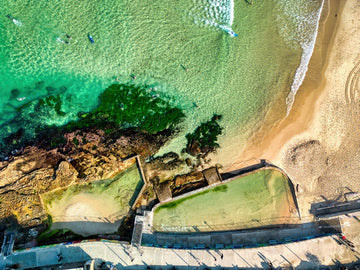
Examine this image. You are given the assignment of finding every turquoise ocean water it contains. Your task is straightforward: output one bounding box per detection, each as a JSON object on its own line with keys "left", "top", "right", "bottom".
{"left": 0, "top": 0, "right": 323, "bottom": 166}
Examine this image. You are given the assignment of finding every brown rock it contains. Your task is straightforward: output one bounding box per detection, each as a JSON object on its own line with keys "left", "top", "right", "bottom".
{"left": 174, "top": 171, "right": 203, "bottom": 187}
{"left": 187, "top": 141, "right": 201, "bottom": 156}
{"left": 51, "top": 161, "right": 78, "bottom": 189}
{"left": 185, "top": 158, "right": 192, "bottom": 167}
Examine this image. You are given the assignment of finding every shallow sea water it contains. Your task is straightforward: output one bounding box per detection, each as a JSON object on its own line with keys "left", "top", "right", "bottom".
{"left": 0, "top": 0, "right": 322, "bottom": 165}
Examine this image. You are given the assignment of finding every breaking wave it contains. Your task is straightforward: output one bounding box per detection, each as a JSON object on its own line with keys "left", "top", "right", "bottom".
{"left": 276, "top": 0, "right": 324, "bottom": 116}
{"left": 189, "top": 0, "right": 235, "bottom": 33}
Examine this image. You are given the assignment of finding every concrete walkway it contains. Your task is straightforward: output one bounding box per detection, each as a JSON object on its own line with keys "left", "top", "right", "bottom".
{"left": 1, "top": 214, "right": 359, "bottom": 269}
{"left": 0, "top": 237, "right": 357, "bottom": 269}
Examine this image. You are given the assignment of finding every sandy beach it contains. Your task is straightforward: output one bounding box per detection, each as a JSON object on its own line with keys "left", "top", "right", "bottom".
{"left": 229, "top": 0, "right": 340, "bottom": 166}
{"left": 224, "top": 0, "right": 360, "bottom": 224}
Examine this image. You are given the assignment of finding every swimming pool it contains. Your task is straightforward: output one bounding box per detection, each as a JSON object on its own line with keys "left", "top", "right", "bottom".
{"left": 153, "top": 168, "right": 299, "bottom": 232}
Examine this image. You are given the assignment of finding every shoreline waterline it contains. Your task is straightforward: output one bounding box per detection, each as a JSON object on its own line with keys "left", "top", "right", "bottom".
{"left": 285, "top": 0, "right": 325, "bottom": 116}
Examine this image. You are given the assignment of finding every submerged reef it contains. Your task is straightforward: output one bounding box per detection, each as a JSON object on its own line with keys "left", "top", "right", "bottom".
{"left": 66, "top": 83, "right": 185, "bottom": 134}
{"left": 38, "top": 95, "right": 66, "bottom": 116}
{"left": 0, "top": 83, "right": 185, "bottom": 158}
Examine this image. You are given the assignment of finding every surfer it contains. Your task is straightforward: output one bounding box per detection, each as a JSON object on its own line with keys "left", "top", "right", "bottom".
{"left": 87, "top": 34, "right": 94, "bottom": 44}
{"left": 181, "top": 64, "right": 189, "bottom": 72}
{"left": 6, "top": 14, "right": 22, "bottom": 26}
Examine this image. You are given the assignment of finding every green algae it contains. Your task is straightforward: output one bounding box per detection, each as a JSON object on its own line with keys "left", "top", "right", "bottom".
{"left": 155, "top": 183, "right": 227, "bottom": 211}
{"left": 65, "top": 83, "right": 185, "bottom": 134}
{"left": 17, "top": 94, "right": 66, "bottom": 117}
{"left": 42, "top": 95, "right": 66, "bottom": 116}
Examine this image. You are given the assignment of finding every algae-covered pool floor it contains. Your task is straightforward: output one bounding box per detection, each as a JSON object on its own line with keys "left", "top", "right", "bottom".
{"left": 41, "top": 163, "right": 143, "bottom": 236}
{"left": 153, "top": 168, "right": 299, "bottom": 232}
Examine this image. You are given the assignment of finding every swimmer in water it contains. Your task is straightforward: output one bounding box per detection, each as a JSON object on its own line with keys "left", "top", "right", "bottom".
{"left": 65, "top": 34, "right": 72, "bottom": 39}
{"left": 181, "top": 64, "right": 189, "bottom": 71}
{"left": 56, "top": 37, "right": 70, "bottom": 45}
{"left": 56, "top": 37, "right": 65, "bottom": 43}
{"left": 17, "top": 97, "right": 26, "bottom": 101}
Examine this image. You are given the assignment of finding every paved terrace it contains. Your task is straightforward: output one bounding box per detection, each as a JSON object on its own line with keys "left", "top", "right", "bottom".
{"left": 1, "top": 213, "right": 360, "bottom": 269}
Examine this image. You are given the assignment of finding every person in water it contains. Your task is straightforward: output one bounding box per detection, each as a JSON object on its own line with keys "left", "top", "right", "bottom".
{"left": 56, "top": 37, "right": 70, "bottom": 45}
{"left": 65, "top": 34, "right": 72, "bottom": 39}
{"left": 6, "top": 14, "right": 22, "bottom": 26}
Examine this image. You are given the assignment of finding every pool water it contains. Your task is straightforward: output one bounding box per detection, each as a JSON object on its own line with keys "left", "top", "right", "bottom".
{"left": 153, "top": 168, "right": 299, "bottom": 232}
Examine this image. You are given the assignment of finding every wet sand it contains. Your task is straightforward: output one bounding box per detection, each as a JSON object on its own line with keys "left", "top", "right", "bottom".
{"left": 49, "top": 193, "right": 123, "bottom": 236}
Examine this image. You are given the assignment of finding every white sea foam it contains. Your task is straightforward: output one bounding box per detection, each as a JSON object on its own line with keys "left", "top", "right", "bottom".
{"left": 277, "top": 0, "right": 324, "bottom": 116}
{"left": 190, "top": 0, "right": 235, "bottom": 34}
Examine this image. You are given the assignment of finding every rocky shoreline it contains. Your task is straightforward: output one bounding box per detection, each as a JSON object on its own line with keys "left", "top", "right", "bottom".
{"left": 0, "top": 84, "right": 224, "bottom": 248}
